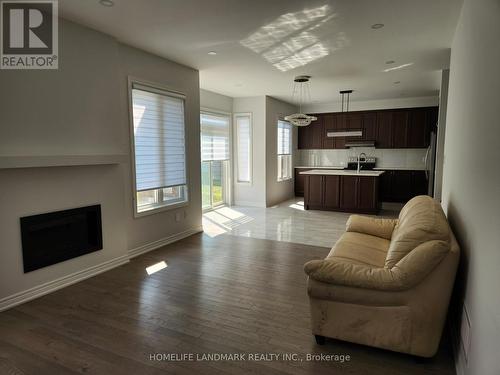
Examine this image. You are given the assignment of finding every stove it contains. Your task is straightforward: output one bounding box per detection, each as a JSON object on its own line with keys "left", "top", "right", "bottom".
{"left": 346, "top": 156, "right": 377, "bottom": 170}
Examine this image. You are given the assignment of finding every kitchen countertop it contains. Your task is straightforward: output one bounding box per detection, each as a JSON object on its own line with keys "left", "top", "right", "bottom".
{"left": 373, "top": 167, "right": 426, "bottom": 171}
{"left": 295, "top": 166, "right": 345, "bottom": 169}
{"left": 300, "top": 169, "right": 385, "bottom": 177}
{"left": 296, "top": 166, "right": 425, "bottom": 171}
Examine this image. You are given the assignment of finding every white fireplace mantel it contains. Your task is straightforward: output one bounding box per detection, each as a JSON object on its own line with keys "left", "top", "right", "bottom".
{"left": 0, "top": 154, "right": 128, "bottom": 169}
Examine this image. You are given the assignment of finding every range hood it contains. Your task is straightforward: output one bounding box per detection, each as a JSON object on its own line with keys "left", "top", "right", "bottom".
{"left": 344, "top": 140, "right": 376, "bottom": 148}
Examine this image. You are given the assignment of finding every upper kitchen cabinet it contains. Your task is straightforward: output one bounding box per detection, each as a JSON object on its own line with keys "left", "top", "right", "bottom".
{"left": 362, "top": 112, "right": 377, "bottom": 141}
{"left": 407, "top": 107, "right": 438, "bottom": 148}
{"left": 298, "top": 114, "right": 324, "bottom": 149}
{"left": 392, "top": 110, "right": 409, "bottom": 148}
{"left": 376, "top": 111, "right": 393, "bottom": 148}
{"left": 298, "top": 107, "right": 438, "bottom": 149}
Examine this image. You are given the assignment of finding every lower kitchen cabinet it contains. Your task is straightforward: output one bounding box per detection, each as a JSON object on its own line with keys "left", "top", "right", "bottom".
{"left": 304, "top": 174, "right": 380, "bottom": 214}
{"left": 379, "top": 170, "right": 428, "bottom": 203}
{"left": 294, "top": 168, "right": 313, "bottom": 196}
{"left": 339, "top": 176, "right": 378, "bottom": 213}
{"left": 324, "top": 175, "right": 341, "bottom": 209}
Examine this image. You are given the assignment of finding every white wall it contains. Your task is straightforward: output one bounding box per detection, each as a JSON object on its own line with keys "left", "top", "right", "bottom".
{"left": 303, "top": 96, "right": 439, "bottom": 114}
{"left": 200, "top": 89, "right": 233, "bottom": 113}
{"left": 265, "top": 96, "right": 297, "bottom": 207}
{"left": 441, "top": 1, "right": 500, "bottom": 374}
{"left": 118, "top": 43, "right": 202, "bottom": 250}
{"left": 0, "top": 19, "right": 202, "bottom": 306}
{"left": 232, "top": 96, "right": 266, "bottom": 207}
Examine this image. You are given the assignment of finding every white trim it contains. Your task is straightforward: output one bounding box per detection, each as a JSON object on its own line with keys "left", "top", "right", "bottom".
{"left": 233, "top": 112, "right": 253, "bottom": 185}
{"left": 200, "top": 106, "right": 232, "bottom": 117}
{"left": 200, "top": 110, "right": 233, "bottom": 206}
{"left": 127, "top": 76, "right": 190, "bottom": 218}
{"left": 0, "top": 254, "right": 130, "bottom": 312}
{"left": 128, "top": 226, "right": 203, "bottom": 258}
{"left": 233, "top": 200, "right": 267, "bottom": 208}
{"left": 0, "top": 226, "right": 203, "bottom": 312}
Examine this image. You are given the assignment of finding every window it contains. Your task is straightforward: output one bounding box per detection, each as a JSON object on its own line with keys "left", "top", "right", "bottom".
{"left": 200, "top": 112, "right": 231, "bottom": 209}
{"left": 130, "top": 81, "right": 188, "bottom": 214}
{"left": 235, "top": 113, "right": 252, "bottom": 183}
{"left": 277, "top": 120, "right": 292, "bottom": 181}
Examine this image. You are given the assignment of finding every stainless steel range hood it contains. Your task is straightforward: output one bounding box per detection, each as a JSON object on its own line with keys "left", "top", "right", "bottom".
{"left": 344, "top": 140, "right": 376, "bottom": 148}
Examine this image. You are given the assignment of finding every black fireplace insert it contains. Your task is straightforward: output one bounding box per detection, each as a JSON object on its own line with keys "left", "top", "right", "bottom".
{"left": 20, "top": 205, "right": 103, "bottom": 273}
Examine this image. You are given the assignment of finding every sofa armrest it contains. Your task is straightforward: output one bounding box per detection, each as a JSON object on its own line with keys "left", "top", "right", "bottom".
{"left": 304, "top": 259, "right": 400, "bottom": 291}
{"left": 346, "top": 215, "right": 398, "bottom": 240}
{"left": 304, "top": 240, "right": 450, "bottom": 291}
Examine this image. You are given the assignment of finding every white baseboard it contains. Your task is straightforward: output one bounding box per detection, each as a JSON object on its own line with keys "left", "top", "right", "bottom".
{"left": 128, "top": 226, "right": 203, "bottom": 259}
{"left": 0, "top": 254, "right": 130, "bottom": 312}
{"left": 233, "top": 200, "right": 267, "bottom": 208}
{"left": 0, "top": 226, "right": 203, "bottom": 312}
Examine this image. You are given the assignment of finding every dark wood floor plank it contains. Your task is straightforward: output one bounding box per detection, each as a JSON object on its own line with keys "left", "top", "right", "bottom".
{"left": 0, "top": 233, "right": 455, "bottom": 375}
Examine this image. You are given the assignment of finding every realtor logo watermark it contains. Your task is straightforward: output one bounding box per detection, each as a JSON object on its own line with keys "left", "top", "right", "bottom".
{"left": 1, "top": 0, "right": 58, "bottom": 69}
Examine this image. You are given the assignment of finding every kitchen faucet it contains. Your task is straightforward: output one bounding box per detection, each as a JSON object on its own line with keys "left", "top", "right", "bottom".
{"left": 357, "top": 152, "right": 367, "bottom": 173}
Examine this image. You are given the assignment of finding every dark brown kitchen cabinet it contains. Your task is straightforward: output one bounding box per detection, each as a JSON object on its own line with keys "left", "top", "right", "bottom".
{"left": 339, "top": 176, "right": 378, "bottom": 213}
{"left": 392, "top": 110, "right": 409, "bottom": 148}
{"left": 324, "top": 175, "right": 341, "bottom": 209}
{"left": 299, "top": 107, "right": 438, "bottom": 149}
{"left": 362, "top": 112, "right": 377, "bottom": 141}
{"left": 407, "top": 108, "right": 427, "bottom": 148}
{"left": 358, "top": 177, "right": 378, "bottom": 211}
{"left": 378, "top": 170, "right": 429, "bottom": 203}
{"left": 322, "top": 114, "right": 337, "bottom": 149}
{"left": 376, "top": 112, "right": 393, "bottom": 148}
{"left": 339, "top": 176, "right": 358, "bottom": 209}
{"left": 298, "top": 115, "right": 324, "bottom": 149}
{"left": 294, "top": 168, "right": 313, "bottom": 196}
{"left": 304, "top": 175, "right": 323, "bottom": 207}
{"left": 304, "top": 174, "right": 380, "bottom": 213}
{"left": 391, "top": 170, "right": 412, "bottom": 202}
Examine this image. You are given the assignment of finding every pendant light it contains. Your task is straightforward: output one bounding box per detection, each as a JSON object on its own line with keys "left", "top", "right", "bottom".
{"left": 284, "top": 75, "right": 317, "bottom": 127}
{"left": 340, "top": 89, "right": 353, "bottom": 113}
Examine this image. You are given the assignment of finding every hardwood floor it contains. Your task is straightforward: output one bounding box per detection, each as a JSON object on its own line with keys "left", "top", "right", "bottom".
{"left": 0, "top": 233, "right": 455, "bottom": 374}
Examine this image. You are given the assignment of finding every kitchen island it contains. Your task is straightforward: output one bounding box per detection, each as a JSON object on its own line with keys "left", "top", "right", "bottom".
{"left": 300, "top": 169, "right": 385, "bottom": 214}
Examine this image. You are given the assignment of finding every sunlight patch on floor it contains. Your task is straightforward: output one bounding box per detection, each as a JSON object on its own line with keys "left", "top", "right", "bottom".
{"left": 146, "top": 261, "right": 167, "bottom": 275}
{"left": 203, "top": 206, "right": 254, "bottom": 237}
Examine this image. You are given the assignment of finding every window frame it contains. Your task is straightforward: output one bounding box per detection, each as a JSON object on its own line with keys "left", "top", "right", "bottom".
{"left": 128, "top": 77, "right": 189, "bottom": 218}
{"left": 200, "top": 108, "right": 233, "bottom": 209}
{"left": 233, "top": 112, "right": 253, "bottom": 185}
{"left": 277, "top": 119, "right": 293, "bottom": 182}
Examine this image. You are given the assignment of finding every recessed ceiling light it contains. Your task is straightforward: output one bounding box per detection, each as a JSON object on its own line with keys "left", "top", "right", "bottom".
{"left": 371, "top": 23, "right": 384, "bottom": 29}
{"left": 99, "top": 0, "right": 114, "bottom": 7}
{"left": 394, "top": 81, "right": 401, "bottom": 84}
{"left": 208, "top": 51, "right": 217, "bottom": 55}
{"left": 385, "top": 60, "right": 395, "bottom": 64}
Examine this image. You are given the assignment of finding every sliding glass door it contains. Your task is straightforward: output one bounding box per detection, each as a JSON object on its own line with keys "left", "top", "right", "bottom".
{"left": 201, "top": 112, "right": 231, "bottom": 210}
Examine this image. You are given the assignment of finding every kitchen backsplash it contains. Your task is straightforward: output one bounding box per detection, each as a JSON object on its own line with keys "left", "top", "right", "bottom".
{"left": 298, "top": 148, "right": 427, "bottom": 170}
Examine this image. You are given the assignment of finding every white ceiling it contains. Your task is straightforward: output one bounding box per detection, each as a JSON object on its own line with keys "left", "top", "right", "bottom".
{"left": 59, "top": 0, "right": 462, "bottom": 104}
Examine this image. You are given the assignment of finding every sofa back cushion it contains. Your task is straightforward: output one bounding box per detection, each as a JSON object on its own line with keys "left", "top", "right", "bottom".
{"left": 385, "top": 195, "right": 450, "bottom": 268}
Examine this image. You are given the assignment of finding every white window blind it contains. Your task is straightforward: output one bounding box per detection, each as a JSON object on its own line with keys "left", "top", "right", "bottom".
{"left": 277, "top": 120, "right": 292, "bottom": 155}
{"left": 201, "top": 113, "right": 230, "bottom": 161}
{"left": 131, "top": 84, "right": 186, "bottom": 192}
{"left": 235, "top": 114, "right": 252, "bottom": 183}
{"left": 277, "top": 120, "right": 292, "bottom": 181}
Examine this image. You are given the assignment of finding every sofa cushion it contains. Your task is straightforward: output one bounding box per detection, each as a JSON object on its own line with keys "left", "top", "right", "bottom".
{"left": 385, "top": 196, "right": 450, "bottom": 268}
{"left": 346, "top": 215, "right": 398, "bottom": 240}
{"left": 328, "top": 232, "right": 390, "bottom": 268}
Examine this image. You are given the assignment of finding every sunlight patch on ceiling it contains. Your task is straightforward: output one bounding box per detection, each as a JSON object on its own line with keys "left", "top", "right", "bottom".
{"left": 241, "top": 5, "right": 348, "bottom": 72}
{"left": 383, "top": 63, "right": 414, "bottom": 72}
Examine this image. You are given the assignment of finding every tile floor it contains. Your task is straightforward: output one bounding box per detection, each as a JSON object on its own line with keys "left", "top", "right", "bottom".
{"left": 203, "top": 198, "right": 399, "bottom": 248}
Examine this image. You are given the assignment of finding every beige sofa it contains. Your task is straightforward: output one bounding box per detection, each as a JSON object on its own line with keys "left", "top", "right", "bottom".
{"left": 303, "top": 195, "right": 459, "bottom": 357}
